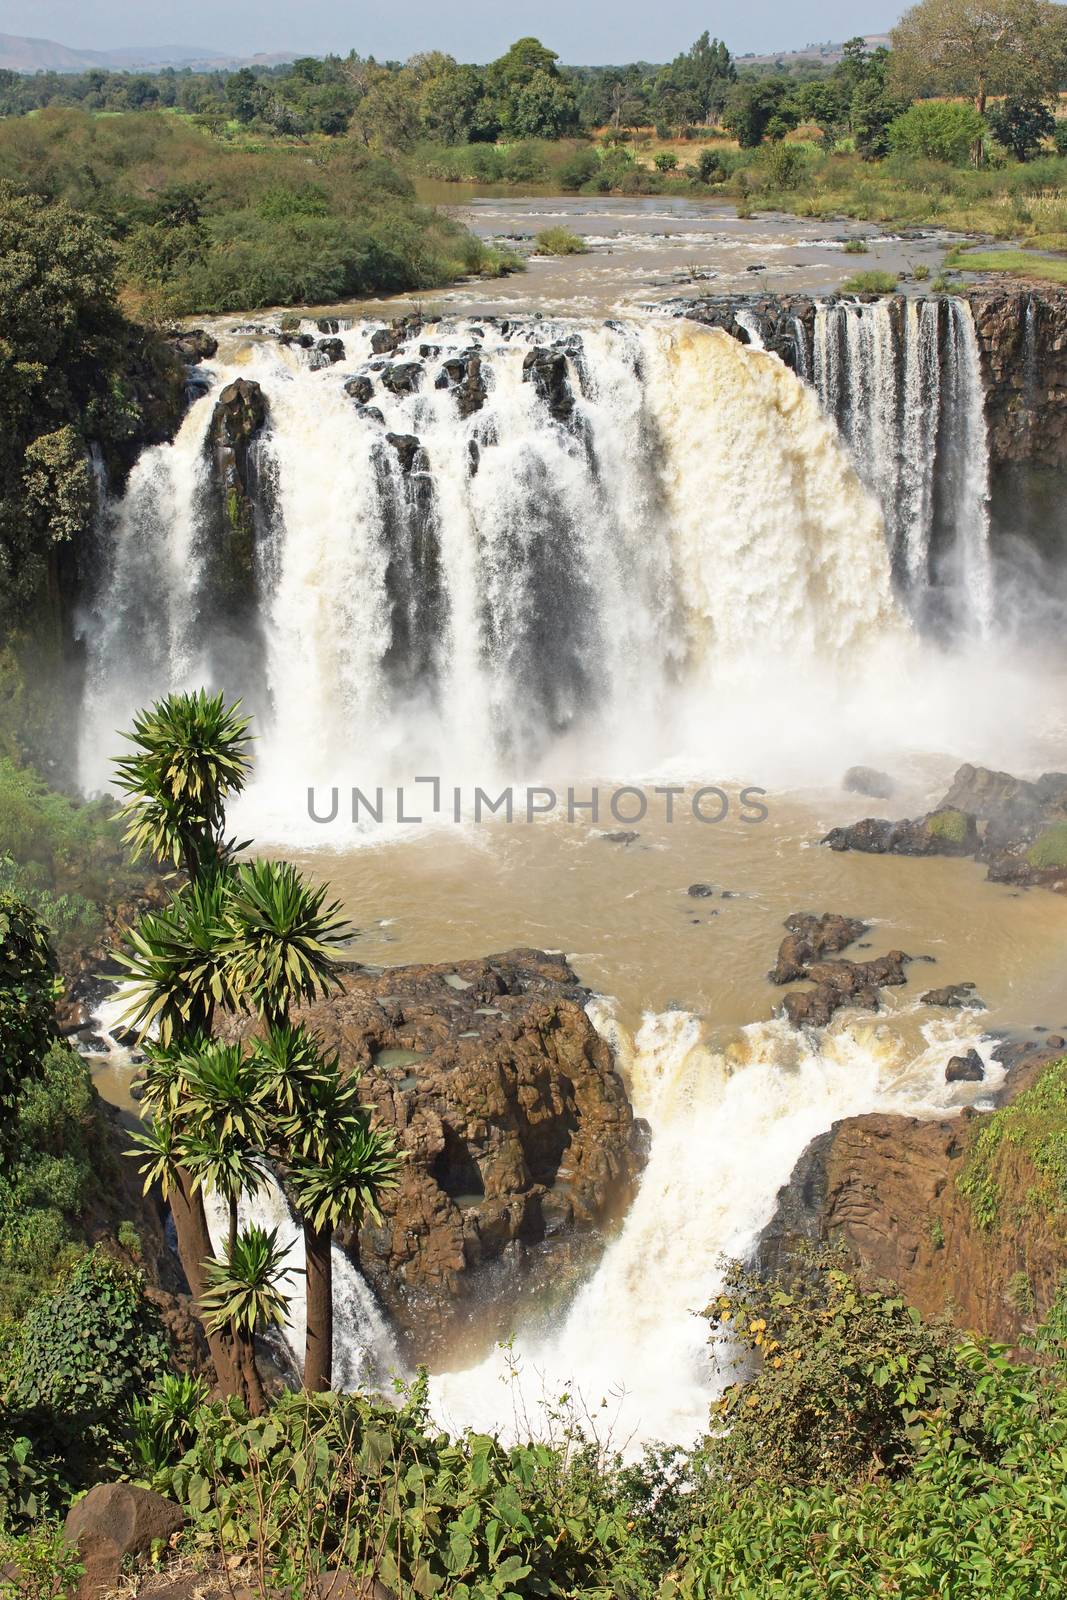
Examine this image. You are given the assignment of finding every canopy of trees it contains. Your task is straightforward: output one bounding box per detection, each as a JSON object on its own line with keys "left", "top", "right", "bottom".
{"left": 891, "top": 0, "right": 1067, "bottom": 113}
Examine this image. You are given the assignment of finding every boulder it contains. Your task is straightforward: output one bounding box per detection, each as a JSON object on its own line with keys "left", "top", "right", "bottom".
{"left": 316, "top": 337, "right": 346, "bottom": 365}
{"left": 843, "top": 765, "right": 895, "bottom": 800}
{"left": 687, "top": 883, "right": 715, "bottom": 897}
{"left": 823, "top": 807, "right": 978, "bottom": 858}
{"left": 435, "top": 351, "right": 488, "bottom": 418}
{"left": 64, "top": 1484, "right": 184, "bottom": 1599}
{"left": 385, "top": 432, "right": 424, "bottom": 473}
{"left": 344, "top": 375, "right": 375, "bottom": 405}
{"left": 370, "top": 316, "right": 422, "bottom": 357}
{"left": 946, "top": 1049, "right": 985, "bottom": 1083}
{"left": 522, "top": 347, "right": 575, "bottom": 423}
{"left": 783, "top": 951, "right": 910, "bottom": 1029}
{"left": 171, "top": 328, "right": 218, "bottom": 363}
{"left": 226, "top": 950, "right": 647, "bottom": 1363}
{"left": 381, "top": 361, "right": 423, "bottom": 396}
{"left": 769, "top": 911, "right": 868, "bottom": 985}
{"left": 922, "top": 982, "right": 985, "bottom": 1009}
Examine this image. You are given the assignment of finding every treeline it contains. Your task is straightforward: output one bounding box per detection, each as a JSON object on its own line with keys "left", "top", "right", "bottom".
{"left": 0, "top": 33, "right": 740, "bottom": 142}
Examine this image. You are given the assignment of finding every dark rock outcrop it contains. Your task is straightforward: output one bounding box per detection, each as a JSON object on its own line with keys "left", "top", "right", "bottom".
{"left": 202, "top": 378, "right": 270, "bottom": 625}
{"left": 345, "top": 374, "right": 375, "bottom": 404}
{"left": 946, "top": 1048, "right": 985, "bottom": 1083}
{"left": 385, "top": 432, "right": 424, "bottom": 473}
{"left": 522, "top": 347, "right": 576, "bottom": 423}
{"left": 769, "top": 912, "right": 869, "bottom": 985}
{"left": 170, "top": 328, "right": 218, "bottom": 364}
{"left": 381, "top": 361, "right": 423, "bottom": 396}
{"left": 922, "top": 982, "right": 985, "bottom": 1009}
{"left": 371, "top": 315, "right": 423, "bottom": 357}
{"left": 228, "top": 950, "right": 647, "bottom": 1363}
{"left": 315, "top": 336, "right": 346, "bottom": 365}
{"left": 825, "top": 763, "right": 1067, "bottom": 891}
{"left": 435, "top": 351, "right": 488, "bottom": 418}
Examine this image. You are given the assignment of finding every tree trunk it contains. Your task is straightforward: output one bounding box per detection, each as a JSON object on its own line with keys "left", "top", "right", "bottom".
{"left": 976, "top": 78, "right": 986, "bottom": 117}
{"left": 170, "top": 1169, "right": 266, "bottom": 1413}
{"left": 303, "top": 1223, "right": 334, "bottom": 1392}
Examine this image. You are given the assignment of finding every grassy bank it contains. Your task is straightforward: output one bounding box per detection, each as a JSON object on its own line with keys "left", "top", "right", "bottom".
{"left": 0, "top": 109, "right": 520, "bottom": 318}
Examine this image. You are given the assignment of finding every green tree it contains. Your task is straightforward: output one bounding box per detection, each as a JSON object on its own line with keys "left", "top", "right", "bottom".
{"left": 988, "top": 94, "right": 1057, "bottom": 158}
{"left": 889, "top": 98, "right": 989, "bottom": 163}
{"left": 891, "top": 0, "right": 1067, "bottom": 115}
{"left": 723, "top": 79, "right": 796, "bottom": 147}
{"left": 0, "top": 886, "right": 59, "bottom": 1171}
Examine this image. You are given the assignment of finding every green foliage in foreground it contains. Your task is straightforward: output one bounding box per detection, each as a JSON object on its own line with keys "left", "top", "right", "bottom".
{"left": 1, "top": 1252, "right": 168, "bottom": 1522}
{"left": 0, "top": 1043, "right": 101, "bottom": 1318}
{"left": 0, "top": 890, "right": 59, "bottom": 1169}
{"left": 959, "top": 1054, "right": 1067, "bottom": 1230}
{"left": 888, "top": 100, "right": 988, "bottom": 166}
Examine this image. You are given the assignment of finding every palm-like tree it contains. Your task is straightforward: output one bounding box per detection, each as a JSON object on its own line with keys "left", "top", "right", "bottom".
{"left": 201, "top": 1224, "right": 294, "bottom": 1410}
{"left": 272, "top": 1062, "right": 367, "bottom": 1164}
{"left": 250, "top": 1023, "right": 333, "bottom": 1117}
{"left": 181, "top": 1128, "right": 268, "bottom": 1258}
{"left": 223, "top": 860, "right": 354, "bottom": 1027}
{"left": 114, "top": 690, "right": 252, "bottom": 877}
{"left": 288, "top": 1117, "right": 400, "bottom": 1392}
{"left": 115, "top": 875, "right": 236, "bottom": 1046}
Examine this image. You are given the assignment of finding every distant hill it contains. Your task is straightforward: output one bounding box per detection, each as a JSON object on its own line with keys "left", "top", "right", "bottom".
{"left": 738, "top": 34, "right": 892, "bottom": 67}
{"left": 0, "top": 33, "right": 294, "bottom": 74}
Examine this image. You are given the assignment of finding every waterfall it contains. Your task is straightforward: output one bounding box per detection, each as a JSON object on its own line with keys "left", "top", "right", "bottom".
{"left": 80, "top": 317, "right": 911, "bottom": 795}
{"left": 810, "top": 296, "right": 994, "bottom": 633}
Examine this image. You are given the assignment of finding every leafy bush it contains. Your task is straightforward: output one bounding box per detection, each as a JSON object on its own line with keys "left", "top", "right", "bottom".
{"left": 1027, "top": 821, "right": 1067, "bottom": 869}
{"left": 696, "top": 148, "right": 725, "bottom": 184}
{"left": 959, "top": 1054, "right": 1067, "bottom": 1230}
{"left": 760, "top": 142, "right": 808, "bottom": 190}
{"left": 840, "top": 269, "right": 899, "bottom": 294}
{"left": 654, "top": 151, "right": 679, "bottom": 172}
{"left": 843, "top": 237, "right": 869, "bottom": 253}
{"left": 0, "top": 1042, "right": 102, "bottom": 1318}
{"left": 0, "top": 1521, "right": 83, "bottom": 1596}
{"left": 3, "top": 1251, "right": 169, "bottom": 1517}
{"left": 534, "top": 226, "right": 588, "bottom": 256}
{"left": 701, "top": 1255, "right": 989, "bottom": 1489}
{"left": 888, "top": 101, "right": 987, "bottom": 166}
{"left": 0, "top": 890, "right": 58, "bottom": 1168}
{"left": 987, "top": 97, "right": 1056, "bottom": 163}
{"left": 151, "top": 1382, "right": 637, "bottom": 1597}
{"left": 557, "top": 147, "right": 601, "bottom": 191}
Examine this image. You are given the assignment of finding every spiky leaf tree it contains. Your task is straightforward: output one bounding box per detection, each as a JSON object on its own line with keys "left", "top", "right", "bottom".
{"left": 288, "top": 1117, "right": 400, "bottom": 1392}
{"left": 201, "top": 1224, "right": 294, "bottom": 1403}
{"left": 113, "top": 690, "right": 252, "bottom": 877}
{"left": 114, "top": 875, "right": 236, "bottom": 1046}
{"left": 223, "top": 860, "right": 353, "bottom": 1028}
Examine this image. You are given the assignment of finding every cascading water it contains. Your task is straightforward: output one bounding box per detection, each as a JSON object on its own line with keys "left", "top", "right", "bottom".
{"left": 809, "top": 296, "right": 995, "bottom": 631}
{"left": 80, "top": 316, "right": 909, "bottom": 796}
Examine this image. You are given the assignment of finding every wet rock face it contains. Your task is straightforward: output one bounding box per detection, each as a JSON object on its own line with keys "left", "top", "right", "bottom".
{"left": 922, "top": 982, "right": 985, "bottom": 1010}
{"left": 171, "top": 327, "right": 218, "bottom": 364}
{"left": 344, "top": 374, "right": 375, "bottom": 405}
{"left": 769, "top": 912, "right": 909, "bottom": 1028}
{"left": 843, "top": 765, "right": 895, "bottom": 801}
{"left": 381, "top": 361, "right": 424, "bottom": 396}
{"left": 946, "top": 1048, "right": 985, "bottom": 1083}
{"left": 769, "top": 912, "right": 868, "bottom": 985}
{"left": 371, "top": 315, "right": 423, "bottom": 356}
{"left": 202, "top": 379, "right": 269, "bottom": 608}
{"left": 824, "top": 762, "right": 1067, "bottom": 892}
{"left": 435, "top": 351, "right": 488, "bottom": 418}
{"left": 969, "top": 289, "right": 1067, "bottom": 470}
{"left": 757, "top": 1043, "right": 1067, "bottom": 1348}
{"left": 234, "top": 950, "right": 647, "bottom": 1364}
{"left": 522, "top": 346, "right": 576, "bottom": 423}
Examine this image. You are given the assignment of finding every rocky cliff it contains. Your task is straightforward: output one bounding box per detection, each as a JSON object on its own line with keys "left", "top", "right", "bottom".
{"left": 231, "top": 949, "right": 647, "bottom": 1364}
{"left": 758, "top": 1044, "right": 1067, "bottom": 1347}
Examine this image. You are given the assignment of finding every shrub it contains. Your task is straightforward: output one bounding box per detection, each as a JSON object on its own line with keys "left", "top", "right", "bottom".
{"left": 888, "top": 101, "right": 987, "bottom": 166}
{"left": 696, "top": 148, "right": 725, "bottom": 183}
{"left": 0, "top": 890, "right": 58, "bottom": 1167}
{"left": 4, "top": 1250, "right": 169, "bottom": 1514}
{"left": 959, "top": 1054, "right": 1067, "bottom": 1230}
{"left": 152, "top": 1383, "right": 637, "bottom": 1597}
{"left": 840, "top": 269, "right": 899, "bottom": 294}
{"left": 557, "top": 147, "right": 600, "bottom": 191}
{"left": 1056, "top": 122, "right": 1067, "bottom": 157}
{"left": 654, "top": 151, "right": 678, "bottom": 172}
{"left": 1027, "top": 821, "right": 1067, "bottom": 869}
{"left": 701, "top": 1254, "right": 989, "bottom": 1489}
{"left": 987, "top": 97, "right": 1056, "bottom": 163}
{"left": 844, "top": 237, "right": 869, "bottom": 253}
{"left": 535, "top": 225, "right": 588, "bottom": 256}
{"left": 0, "top": 1522, "right": 83, "bottom": 1597}
{"left": 761, "top": 142, "right": 808, "bottom": 190}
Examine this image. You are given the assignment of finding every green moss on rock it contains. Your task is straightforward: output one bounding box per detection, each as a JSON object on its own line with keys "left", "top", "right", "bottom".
{"left": 1027, "top": 821, "right": 1067, "bottom": 870}
{"left": 926, "top": 807, "right": 971, "bottom": 845}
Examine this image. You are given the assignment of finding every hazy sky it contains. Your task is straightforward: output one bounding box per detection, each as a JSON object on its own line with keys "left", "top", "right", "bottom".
{"left": 2, "top": 1, "right": 898, "bottom": 64}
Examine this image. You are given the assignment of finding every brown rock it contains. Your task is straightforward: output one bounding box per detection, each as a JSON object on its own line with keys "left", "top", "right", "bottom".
{"left": 769, "top": 911, "right": 868, "bottom": 984}
{"left": 64, "top": 1484, "right": 184, "bottom": 1599}
{"left": 226, "top": 950, "right": 646, "bottom": 1363}
{"left": 946, "top": 1049, "right": 985, "bottom": 1083}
